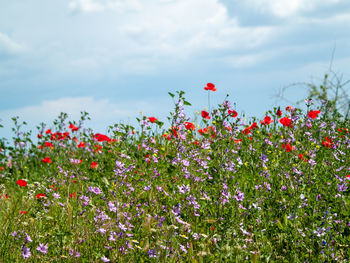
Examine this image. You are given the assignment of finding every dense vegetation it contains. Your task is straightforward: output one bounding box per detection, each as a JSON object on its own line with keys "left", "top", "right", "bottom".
{"left": 0, "top": 79, "right": 349, "bottom": 262}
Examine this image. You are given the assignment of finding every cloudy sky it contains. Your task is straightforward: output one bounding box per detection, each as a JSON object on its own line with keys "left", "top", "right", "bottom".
{"left": 1, "top": 0, "right": 350, "bottom": 139}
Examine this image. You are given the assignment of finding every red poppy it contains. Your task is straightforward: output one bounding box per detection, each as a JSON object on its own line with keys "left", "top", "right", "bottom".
{"left": 249, "top": 122, "right": 258, "bottom": 130}
{"left": 45, "top": 129, "right": 52, "bottom": 134}
{"left": 204, "top": 83, "right": 216, "bottom": 91}
{"left": 282, "top": 143, "right": 293, "bottom": 152}
{"left": 322, "top": 137, "right": 333, "bottom": 148}
{"left": 184, "top": 122, "right": 195, "bottom": 130}
{"left": 228, "top": 110, "right": 238, "bottom": 117}
{"left": 201, "top": 111, "right": 210, "bottom": 120}
{"left": 242, "top": 127, "right": 251, "bottom": 135}
{"left": 36, "top": 193, "right": 46, "bottom": 199}
{"left": 285, "top": 106, "right": 293, "bottom": 111}
{"left": 69, "top": 192, "right": 77, "bottom": 198}
{"left": 90, "top": 161, "right": 98, "bottom": 169}
{"left": 148, "top": 117, "right": 158, "bottom": 123}
{"left": 279, "top": 117, "right": 292, "bottom": 127}
{"left": 69, "top": 123, "right": 79, "bottom": 132}
{"left": 19, "top": 210, "right": 27, "bottom": 214}
{"left": 77, "top": 142, "right": 86, "bottom": 148}
{"left": 44, "top": 142, "right": 53, "bottom": 148}
{"left": 346, "top": 175, "right": 350, "bottom": 180}
{"left": 37, "top": 133, "right": 43, "bottom": 139}
{"left": 42, "top": 157, "right": 52, "bottom": 163}
{"left": 16, "top": 179, "right": 27, "bottom": 187}
{"left": 308, "top": 110, "right": 321, "bottom": 119}
{"left": 276, "top": 108, "right": 282, "bottom": 117}
{"left": 93, "top": 133, "right": 111, "bottom": 142}
{"left": 261, "top": 116, "right": 273, "bottom": 125}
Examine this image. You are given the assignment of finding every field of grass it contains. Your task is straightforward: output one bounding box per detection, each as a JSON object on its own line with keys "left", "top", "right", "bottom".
{"left": 0, "top": 86, "right": 349, "bottom": 262}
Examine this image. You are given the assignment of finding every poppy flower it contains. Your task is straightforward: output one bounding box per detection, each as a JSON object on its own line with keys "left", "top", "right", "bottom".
{"left": 19, "top": 210, "right": 27, "bottom": 214}
{"left": 69, "top": 123, "right": 79, "bottom": 132}
{"left": 44, "top": 142, "right": 53, "bottom": 148}
{"left": 36, "top": 193, "right": 46, "bottom": 199}
{"left": 346, "top": 175, "right": 350, "bottom": 180}
{"left": 42, "top": 157, "right": 52, "bottom": 163}
{"left": 261, "top": 116, "right": 273, "bottom": 125}
{"left": 16, "top": 179, "right": 27, "bottom": 187}
{"left": 249, "top": 122, "right": 258, "bottom": 130}
{"left": 77, "top": 142, "right": 86, "bottom": 148}
{"left": 148, "top": 117, "right": 158, "bottom": 123}
{"left": 201, "top": 111, "right": 210, "bottom": 120}
{"left": 285, "top": 106, "right": 293, "bottom": 111}
{"left": 282, "top": 143, "right": 294, "bottom": 152}
{"left": 204, "top": 83, "right": 216, "bottom": 91}
{"left": 308, "top": 110, "right": 321, "bottom": 119}
{"left": 90, "top": 161, "right": 98, "bottom": 169}
{"left": 228, "top": 110, "right": 238, "bottom": 117}
{"left": 45, "top": 129, "right": 52, "bottom": 134}
{"left": 93, "top": 133, "right": 111, "bottom": 142}
{"left": 279, "top": 117, "right": 292, "bottom": 127}
{"left": 184, "top": 122, "right": 195, "bottom": 130}
{"left": 276, "top": 108, "right": 282, "bottom": 117}
{"left": 37, "top": 134, "right": 43, "bottom": 139}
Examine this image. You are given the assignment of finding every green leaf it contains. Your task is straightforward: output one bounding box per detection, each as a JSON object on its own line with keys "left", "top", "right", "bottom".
{"left": 168, "top": 92, "right": 175, "bottom": 98}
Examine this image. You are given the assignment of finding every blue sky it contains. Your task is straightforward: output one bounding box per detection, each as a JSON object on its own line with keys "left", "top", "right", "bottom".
{"left": 1, "top": 0, "right": 350, "bottom": 139}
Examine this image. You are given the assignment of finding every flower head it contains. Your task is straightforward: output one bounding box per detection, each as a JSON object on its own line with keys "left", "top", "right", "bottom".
{"left": 148, "top": 117, "right": 158, "bottom": 123}
{"left": 204, "top": 83, "right": 216, "bottom": 91}
{"left": 16, "top": 179, "right": 27, "bottom": 187}
{"left": 36, "top": 243, "right": 48, "bottom": 254}
{"left": 201, "top": 111, "right": 210, "bottom": 120}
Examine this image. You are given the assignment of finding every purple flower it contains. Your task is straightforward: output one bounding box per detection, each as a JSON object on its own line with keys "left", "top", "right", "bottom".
{"left": 36, "top": 243, "right": 48, "bottom": 254}
{"left": 337, "top": 183, "right": 348, "bottom": 192}
{"left": 22, "top": 246, "right": 31, "bottom": 259}
{"left": 101, "top": 256, "right": 110, "bottom": 262}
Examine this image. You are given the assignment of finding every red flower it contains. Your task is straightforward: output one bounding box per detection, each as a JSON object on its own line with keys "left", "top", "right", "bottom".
{"left": 148, "top": 117, "right": 158, "bottom": 123}
{"left": 77, "top": 142, "right": 86, "bottom": 148}
{"left": 45, "top": 129, "right": 52, "bottom": 134}
{"left": 201, "top": 111, "right": 210, "bottom": 120}
{"left": 346, "top": 174, "right": 350, "bottom": 180}
{"left": 184, "top": 122, "right": 195, "bottom": 130}
{"left": 36, "top": 193, "right": 46, "bottom": 199}
{"left": 249, "top": 122, "right": 258, "bottom": 130}
{"left": 44, "top": 142, "right": 53, "bottom": 148}
{"left": 276, "top": 107, "right": 282, "bottom": 117}
{"left": 285, "top": 106, "right": 293, "bottom": 111}
{"left": 282, "top": 143, "right": 293, "bottom": 152}
{"left": 90, "top": 161, "right": 98, "bottom": 169}
{"left": 19, "top": 210, "right": 27, "bottom": 214}
{"left": 322, "top": 137, "right": 333, "bottom": 148}
{"left": 308, "top": 110, "right": 321, "bottom": 119}
{"left": 242, "top": 127, "right": 251, "bottom": 135}
{"left": 16, "top": 179, "right": 27, "bottom": 187}
{"left": 93, "top": 133, "right": 111, "bottom": 142}
{"left": 261, "top": 116, "right": 273, "bottom": 125}
{"left": 37, "top": 133, "right": 43, "bottom": 139}
{"left": 204, "top": 83, "right": 216, "bottom": 91}
{"left": 69, "top": 123, "right": 79, "bottom": 132}
{"left": 228, "top": 110, "right": 238, "bottom": 117}
{"left": 42, "top": 157, "right": 52, "bottom": 163}
{"left": 279, "top": 117, "right": 292, "bottom": 127}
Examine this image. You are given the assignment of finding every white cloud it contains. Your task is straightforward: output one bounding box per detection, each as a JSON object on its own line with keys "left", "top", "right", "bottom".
{"left": 67, "top": 0, "right": 275, "bottom": 62}
{"left": 244, "top": 0, "right": 341, "bottom": 17}
{"left": 0, "top": 32, "right": 27, "bottom": 55}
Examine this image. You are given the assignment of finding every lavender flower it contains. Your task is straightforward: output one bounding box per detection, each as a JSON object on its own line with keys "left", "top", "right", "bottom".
{"left": 36, "top": 243, "right": 48, "bottom": 254}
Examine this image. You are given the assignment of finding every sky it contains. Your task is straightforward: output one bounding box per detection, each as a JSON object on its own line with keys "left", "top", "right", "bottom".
{"left": 1, "top": 0, "right": 350, "bottom": 140}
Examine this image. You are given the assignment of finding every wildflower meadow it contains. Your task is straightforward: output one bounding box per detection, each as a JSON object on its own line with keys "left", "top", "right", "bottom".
{"left": 0, "top": 80, "right": 349, "bottom": 262}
